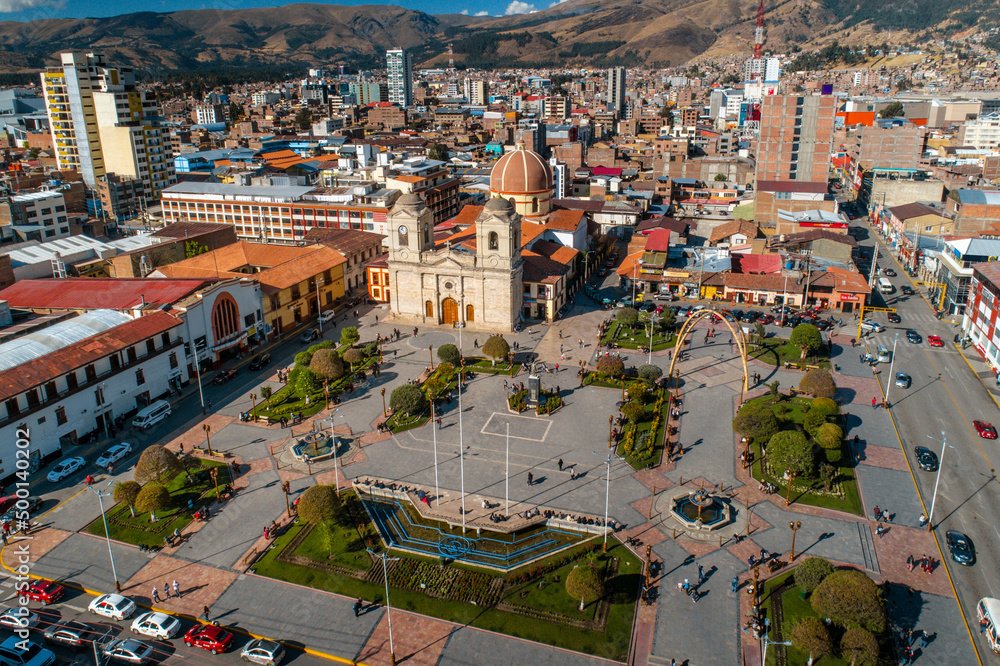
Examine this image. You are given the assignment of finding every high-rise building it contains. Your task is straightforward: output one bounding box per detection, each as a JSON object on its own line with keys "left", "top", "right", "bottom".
{"left": 464, "top": 78, "right": 487, "bottom": 106}
{"left": 41, "top": 52, "right": 175, "bottom": 198}
{"left": 386, "top": 49, "right": 413, "bottom": 109}
{"left": 756, "top": 94, "right": 837, "bottom": 184}
{"left": 607, "top": 67, "right": 626, "bottom": 117}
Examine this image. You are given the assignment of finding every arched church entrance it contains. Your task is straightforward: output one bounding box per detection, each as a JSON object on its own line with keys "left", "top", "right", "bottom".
{"left": 441, "top": 297, "right": 459, "bottom": 325}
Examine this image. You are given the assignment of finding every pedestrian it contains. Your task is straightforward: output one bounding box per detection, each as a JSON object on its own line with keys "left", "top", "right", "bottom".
{"left": 918, "top": 631, "right": 929, "bottom": 650}
{"left": 731, "top": 576, "right": 739, "bottom": 593}
{"left": 353, "top": 599, "right": 362, "bottom": 617}
{"left": 748, "top": 554, "right": 756, "bottom": 568}
{"left": 172, "top": 580, "right": 180, "bottom": 598}
{"left": 873, "top": 505, "right": 881, "bottom": 521}
{"left": 906, "top": 555, "right": 914, "bottom": 572}
{"left": 151, "top": 587, "right": 160, "bottom": 603}
{"left": 555, "top": 363, "right": 560, "bottom": 372}
{"left": 558, "top": 459, "right": 564, "bottom": 471}
{"left": 474, "top": 339, "right": 479, "bottom": 349}
{"left": 918, "top": 514, "right": 928, "bottom": 528}
{"left": 263, "top": 525, "right": 270, "bottom": 541}
{"left": 872, "top": 396, "right": 878, "bottom": 410}
{"left": 436, "top": 417, "right": 442, "bottom": 430}
{"left": 163, "top": 582, "right": 170, "bottom": 599}
{"left": 697, "top": 564, "right": 705, "bottom": 584}
{"left": 876, "top": 524, "right": 885, "bottom": 538}
{"left": 527, "top": 471, "right": 533, "bottom": 486}
{"left": 682, "top": 578, "right": 690, "bottom": 593}
{"left": 203, "top": 606, "right": 211, "bottom": 621}
{"left": 760, "top": 548, "right": 769, "bottom": 561}
{"left": 1, "top": 532, "right": 7, "bottom": 546}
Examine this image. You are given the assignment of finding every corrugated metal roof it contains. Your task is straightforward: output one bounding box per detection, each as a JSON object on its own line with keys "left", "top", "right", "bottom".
{"left": 0, "top": 310, "right": 131, "bottom": 371}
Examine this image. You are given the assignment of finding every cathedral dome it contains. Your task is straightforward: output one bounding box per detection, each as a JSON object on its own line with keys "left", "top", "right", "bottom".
{"left": 489, "top": 142, "right": 552, "bottom": 195}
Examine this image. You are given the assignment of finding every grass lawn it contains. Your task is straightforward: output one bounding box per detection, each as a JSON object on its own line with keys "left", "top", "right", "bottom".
{"left": 254, "top": 496, "right": 640, "bottom": 661}
{"left": 616, "top": 390, "right": 668, "bottom": 470}
{"left": 466, "top": 357, "right": 519, "bottom": 375}
{"left": 744, "top": 395, "right": 863, "bottom": 516}
{"left": 600, "top": 319, "right": 676, "bottom": 351}
{"left": 386, "top": 364, "right": 460, "bottom": 433}
{"left": 84, "top": 460, "right": 228, "bottom": 547}
{"left": 760, "top": 570, "right": 853, "bottom": 666}
{"left": 750, "top": 337, "right": 830, "bottom": 369}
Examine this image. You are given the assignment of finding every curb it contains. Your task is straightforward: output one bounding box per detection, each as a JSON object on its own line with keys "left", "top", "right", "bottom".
{"left": 953, "top": 343, "right": 1000, "bottom": 411}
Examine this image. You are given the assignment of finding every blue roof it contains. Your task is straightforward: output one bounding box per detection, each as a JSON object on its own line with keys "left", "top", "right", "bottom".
{"left": 955, "top": 189, "right": 1000, "bottom": 206}
{"left": 673, "top": 178, "right": 699, "bottom": 185}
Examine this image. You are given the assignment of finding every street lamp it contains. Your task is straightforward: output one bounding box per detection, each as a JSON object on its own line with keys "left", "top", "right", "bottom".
{"left": 281, "top": 480, "right": 291, "bottom": 516}
{"left": 882, "top": 332, "right": 899, "bottom": 408}
{"left": 631, "top": 259, "right": 642, "bottom": 304}
{"left": 87, "top": 483, "right": 121, "bottom": 592}
{"left": 458, "top": 361, "right": 467, "bottom": 533}
{"left": 329, "top": 411, "right": 344, "bottom": 497}
{"left": 505, "top": 422, "right": 510, "bottom": 518}
{"left": 788, "top": 520, "right": 802, "bottom": 560}
{"left": 603, "top": 453, "right": 612, "bottom": 553}
{"left": 314, "top": 276, "right": 325, "bottom": 334}
{"left": 780, "top": 272, "right": 789, "bottom": 327}
{"left": 367, "top": 549, "right": 401, "bottom": 666}
{"left": 429, "top": 344, "right": 435, "bottom": 371}
{"left": 429, "top": 390, "right": 439, "bottom": 501}
{"left": 249, "top": 392, "right": 257, "bottom": 421}
{"left": 380, "top": 387, "right": 387, "bottom": 417}
{"left": 202, "top": 424, "right": 213, "bottom": 456}
{"left": 647, "top": 314, "right": 658, "bottom": 365}
{"left": 209, "top": 467, "right": 220, "bottom": 498}
{"left": 927, "top": 431, "right": 948, "bottom": 531}
{"left": 760, "top": 617, "right": 792, "bottom": 666}
{"left": 784, "top": 469, "right": 796, "bottom": 507}
{"left": 608, "top": 414, "right": 614, "bottom": 449}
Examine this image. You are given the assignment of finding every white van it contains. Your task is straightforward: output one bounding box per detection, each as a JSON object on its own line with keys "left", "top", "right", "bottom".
{"left": 131, "top": 400, "right": 171, "bottom": 430}
{"left": 877, "top": 345, "right": 892, "bottom": 363}
{"left": 978, "top": 598, "right": 1000, "bottom": 655}
{"left": 878, "top": 277, "right": 895, "bottom": 294}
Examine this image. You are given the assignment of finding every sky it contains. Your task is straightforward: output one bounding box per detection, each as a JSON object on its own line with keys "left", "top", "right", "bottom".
{"left": 0, "top": 0, "right": 565, "bottom": 22}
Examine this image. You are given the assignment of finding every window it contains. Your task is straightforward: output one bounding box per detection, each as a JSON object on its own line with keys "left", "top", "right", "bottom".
{"left": 488, "top": 232, "right": 499, "bottom": 251}
{"left": 85, "top": 365, "right": 97, "bottom": 382}
{"left": 66, "top": 373, "right": 78, "bottom": 390}
{"left": 110, "top": 355, "right": 121, "bottom": 371}
{"left": 135, "top": 369, "right": 145, "bottom": 385}
{"left": 45, "top": 382, "right": 58, "bottom": 401}
{"left": 25, "top": 389, "right": 39, "bottom": 408}
{"left": 169, "top": 352, "right": 178, "bottom": 369}
{"left": 4, "top": 398, "right": 18, "bottom": 418}
{"left": 291, "top": 287, "right": 301, "bottom": 300}
{"left": 127, "top": 347, "right": 138, "bottom": 363}
{"left": 397, "top": 226, "right": 409, "bottom": 247}
{"left": 55, "top": 406, "right": 67, "bottom": 426}
{"left": 531, "top": 197, "right": 538, "bottom": 213}
{"left": 425, "top": 300, "right": 434, "bottom": 317}
{"left": 161, "top": 333, "right": 170, "bottom": 346}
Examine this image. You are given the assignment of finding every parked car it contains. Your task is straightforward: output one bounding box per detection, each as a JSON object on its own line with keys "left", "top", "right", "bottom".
{"left": 183, "top": 624, "right": 234, "bottom": 654}
{"left": 46, "top": 457, "right": 85, "bottom": 483}
{"left": 860, "top": 319, "right": 884, "bottom": 333}
{"left": 0, "top": 608, "right": 39, "bottom": 632}
{"left": 913, "top": 446, "right": 938, "bottom": 472}
{"left": 299, "top": 329, "right": 319, "bottom": 344}
{"left": 318, "top": 310, "right": 336, "bottom": 323}
{"left": 88, "top": 594, "right": 137, "bottom": 621}
{"left": 901, "top": 285, "right": 915, "bottom": 296}
{"left": 96, "top": 442, "right": 132, "bottom": 470}
{"left": 758, "top": 313, "right": 775, "bottom": 325}
{"left": 43, "top": 621, "right": 102, "bottom": 650}
{"left": 973, "top": 420, "right": 998, "bottom": 440}
{"left": 0, "top": 497, "right": 42, "bottom": 524}
{"left": 927, "top": 335, "right": 944, "bottom": 348}
{"left": 946, "top": 530, "right": 976, "bottom": 566}
{"left": 906, "top": 329, "right": 922, "bottom": 344}
{"left": 248, "top": 353, "right": 272, "bottom": 371}
{"left": 240, "top": 638, "right": 285, "bottom": 666}
{"left": 130, "top": 612, "right": 181, "bottom": 640}
{"left": 103, "top": 638, "right": 156, "bottom": 665}
{"left": 887, "top": 312, "right": 901, "bottom": 324}
{"left": 883, "top": 268, "right": 897, "bottom": 277}
{"left": 212, "top": 368, "right": 238, "bottom": 385}
{"left": 0, "top": 636, "right": 55, "bottom": 666}
{"left": 894, "top": 372, "right": 912, "bottom": 389}
{"left": 21, "top": 580, "right": 65, "bottom": 606}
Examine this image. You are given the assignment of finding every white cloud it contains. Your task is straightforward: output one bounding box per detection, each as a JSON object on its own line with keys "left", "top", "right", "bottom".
{"left": 474, "top": 10, "right": 490, "bottom": 15}
{"left": 504, "top": 0, "right": 536, "bottom": 15}
{"left": 549, "top": 0, "right": 569, "bottom": 5}
{"left": 460, "top": 8, "right": 469, "bottom": 13}
{"left": 0, "top": 0, "right": 60, "bottom": 12}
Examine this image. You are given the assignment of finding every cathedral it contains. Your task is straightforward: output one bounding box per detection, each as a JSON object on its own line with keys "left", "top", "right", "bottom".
{"left": 386, "top": 142, "right": 560, "bottom": 332}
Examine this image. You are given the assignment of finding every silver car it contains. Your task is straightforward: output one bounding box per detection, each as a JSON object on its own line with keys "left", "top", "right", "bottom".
{"left": 894, "top": 372, "right": 912, "bottom": 389}
{"left": 240, "top": 638, "right": 284, "bottom": 665}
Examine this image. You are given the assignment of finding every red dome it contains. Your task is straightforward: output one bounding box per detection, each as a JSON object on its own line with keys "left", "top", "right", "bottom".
{"left": 489, "top": 143, "right": 552, "bottom": 195}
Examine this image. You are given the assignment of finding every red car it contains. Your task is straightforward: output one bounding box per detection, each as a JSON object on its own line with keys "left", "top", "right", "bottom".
{"left": 183, "top": 623, "right": 233, "bottom": 654}
{"left": 22, "top": 579, "right": 66, "bottom": 604}
{"left": 927, "top": 335, "right": 944, "bottom": 348}
{"left": 973, "top": 420, "right": 998, "bottom": 440}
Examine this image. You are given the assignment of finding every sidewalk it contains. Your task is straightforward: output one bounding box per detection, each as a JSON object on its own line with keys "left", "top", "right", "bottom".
{"left": 955, "top": 342, "right": 1000, "bottom": 409}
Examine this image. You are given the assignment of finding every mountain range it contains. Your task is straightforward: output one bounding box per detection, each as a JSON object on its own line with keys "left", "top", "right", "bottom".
{"left": 0, "top": 0, "right": 994, "bottom": 77}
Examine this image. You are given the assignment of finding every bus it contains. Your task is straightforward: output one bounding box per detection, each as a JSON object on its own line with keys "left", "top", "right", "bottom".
{"left": 877, "top": 277, "right": 895, "bottom": 295}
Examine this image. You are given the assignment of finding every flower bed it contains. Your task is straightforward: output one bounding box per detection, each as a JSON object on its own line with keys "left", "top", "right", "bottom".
{"left": 616, "top": 388, "right": 668, "bottom": 470}
{"left": 466, "top": 356, "right": 520, "bottom": 376}
{"left": 386, "top": 364, "right": 460, "bottom": 433}
{"left": 599, "top": 319, "right": 676, "bottom": 351}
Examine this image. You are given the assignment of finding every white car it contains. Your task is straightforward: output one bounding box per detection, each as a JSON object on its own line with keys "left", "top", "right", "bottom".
{"left": 88, "top": 594, "right": 137, "bottom": 621}
{"left": 0, "top": 607, "right": 39, "bottom": 631}
{"left": 130, "top": 612, "right": 181, "bottom": 639}
{"left": 46, "top": 456, "right": 85, "bottom": 483}
{"left": 103, "top": 638, "right": 156, "bottom": 664}
{"left": 318, "top": 310, "right": 336, "bottom": 323}
{"left": 240, "top": 638, "right": 285, "bottom": 665}
{"left": 96, "top": 442, "right": 132, "bottom": 469}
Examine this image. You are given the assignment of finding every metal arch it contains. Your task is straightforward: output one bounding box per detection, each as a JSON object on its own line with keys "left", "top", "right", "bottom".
{"left": 667, "top": 308, "right": 750, "bottom": 400}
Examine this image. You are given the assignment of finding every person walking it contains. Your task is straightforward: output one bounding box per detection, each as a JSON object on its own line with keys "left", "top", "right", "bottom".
{"left": 731, "top": 576, "right": 739, "bottom": 593}
{"left": 172, "top": 580, "right": 180, "bottom": 598}
{"left": 872, "top": 396, "right": 878, "bottom": 410}
{"left": 697, "top": 564, "right": 705, "bottom": 585}
{"left": 163, "top": 582, "right": 170, "bottom": 599}
{"left": 353, "top": 599, "right": 362, "bottom": 617}
{"left": 527, "top": 471, "right": 533, "bottom": 486}
{"left": 151, "top": 587, "right": 160, "bottom": 604}
{"left": 918, "top": 514, "right": 928, "bottom": 528}
{"left": 474, "top": 339, "right": 479, "bottom": 349}
{"left": 203, "top": 606, "right": 211, "bottom": 621}
{"left": 558, "top": 459, "right": 564, "bottom": 471}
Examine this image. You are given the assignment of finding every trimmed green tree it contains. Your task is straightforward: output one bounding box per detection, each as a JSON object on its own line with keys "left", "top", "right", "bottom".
{"left": 766, "top": 430, "right": 815, "bottom": 477}
{"left": 296, "top": 484, "right": 340, "bottom": 525}
{"left": 791, "top": 617, "right": 832, "bottom": 666}
{"left": 809, "top": 397, "right": 840, "bottom": 419}
{"left": 621, "top": 400, "right": 645, "bottom": 425}
{"left": 565, "top": 563, "right": 604, "bottom": 611}
{"left": 134, "top": 483, "right": 171, "bottom": 515}
{"left": 482, "top": 335, "right": 510, "bottom": 366}
{"left": 296, "top": 368, "right": 320, "bottom": 394}
{"left": 134, "top": 446, "right": 182, "bottom": 485}
{"left": 437, "top": 343, "right": 461, "bottom": 366}
{"left": 342, "top": 348, "right": 363, "bottom": 371}
{"left": 114, "top": 481, "right": 142, "bottom": 518}
{"left": 638, "top": 364, "right": 663, "bottom": 383}
{"left": 294, "top": 351, "right": 313, "bottom": 368}
{"left": 340, "top": 326, "right": 360, "bottom": 347}
{"left": 795, "top": 557, "right": 835, "bottom": 594}
{"left": 841, "top": 627, "right": 879, "bottom": 666}
{"left": 616, "top": 307, "right": 639, "bottom": 327}
{"left": 310, "top": 349, "right": 345, "bottom": 382}
{"left": 390, "top": 385, "right": 427, "bottom": 416}
{"left": 810, "top": 569, "right": 886, "bottom": 633}
{"left": 790, "top": 323, "right": 824, "bottom": 361}
{"left": 815, "top": 422, "right": 844, "bottom": 450}
{"left": 733, "top": 400, "right": 780, "bottom": 442}
{"left": 799, "top": 368, "right": 837, "bottom": 399}
{"left": 596, "top": 355, "right": 626, "bottom": 377}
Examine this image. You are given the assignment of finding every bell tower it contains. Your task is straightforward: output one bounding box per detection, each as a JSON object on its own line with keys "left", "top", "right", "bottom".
{"left": 476, "top": 196, "right": 521, "bottom": 271}
{"left": 388, "top": 193, "right": 434, "bottom": 263}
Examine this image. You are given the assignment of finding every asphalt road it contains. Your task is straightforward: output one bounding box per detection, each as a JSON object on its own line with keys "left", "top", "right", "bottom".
{"left": 852, "top": 213, "right": 998, "bottom": 661}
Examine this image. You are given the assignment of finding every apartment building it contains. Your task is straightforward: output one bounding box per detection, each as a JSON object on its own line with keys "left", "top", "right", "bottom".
{"left": 386, "top": 49, "right": 413, "bottom": 109}
{"left": 964, "top": 261, "right": 1000, "bottom": 371}
{"left": 959, "top": 112, "right": 1000, "bottom": 152}
{"left": 756, "top": 93, "right": 837, "bottom": 184}
{"left": 464, "top": 78, "right": 487, "bottom": 106}
{"left": 607, "top": 67, "right": 626, "bottom": 117}
{"left": 0, "top": 190, "right": 70, "bottom": 242}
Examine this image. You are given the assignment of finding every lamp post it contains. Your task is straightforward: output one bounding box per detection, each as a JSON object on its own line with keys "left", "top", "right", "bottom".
{"left": 505, "top": 422, "right": 510, "bottom": 518}
{"left": 202, "top": 424, "right": 213, "bottom": 456}
{"left": 882, "top": 332, "right": 900, "bottom": 408}
{"left": 281, "top": 480, "right": 291, "bottom": 516}
{"left": 647, "top": 314, "right": 658, "bottom": 365}
{"left": 314, "top": 276, "right": 325, "bottom": 334}
{"left": 784, "top": 469, "right": 796, "bottom": 507}
{"left": 788, "top": 520, "right": 802, "bottom": 560}
{"left": 368, "top": 549, "right": 401, "bottom": 666}
{"left": 459, "top": 360, "right": 466, "bottom": 534}
{"left": 780, "top": 272, "right": 789, "bottom": 327}
{"left": 429, "top": 344, "right": 435, "bottom": 371}
{"left": 209, "top": 467, "right": 220, "bottom": 498}
{"left": 250, "top": 392, "right": 257, "bottom": 421}
{"left": 608, "top": 414, "right": 614, "bottom": 449}
{"left": 88, "top": 483, "right": 121, "bottom": 592}
{"left": 429, "top": 391, "right": 439, "bottom": 501}
{"left": 603, "top": 453, "right": 611, "bottom": 553}
{"left": 927, "top": 431, "right": 948, "bottom": 530}
{"left": 761, "top": 617, "right": 792, "bottom": 666}
{"left": 330, "top": 411, "right": 342, "bottom": 497}
{"left": 632, "top": 260, "right": 641, "bottom": 304}
{"left": 380, "top": 387, "right": 387, "bottom": 417}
